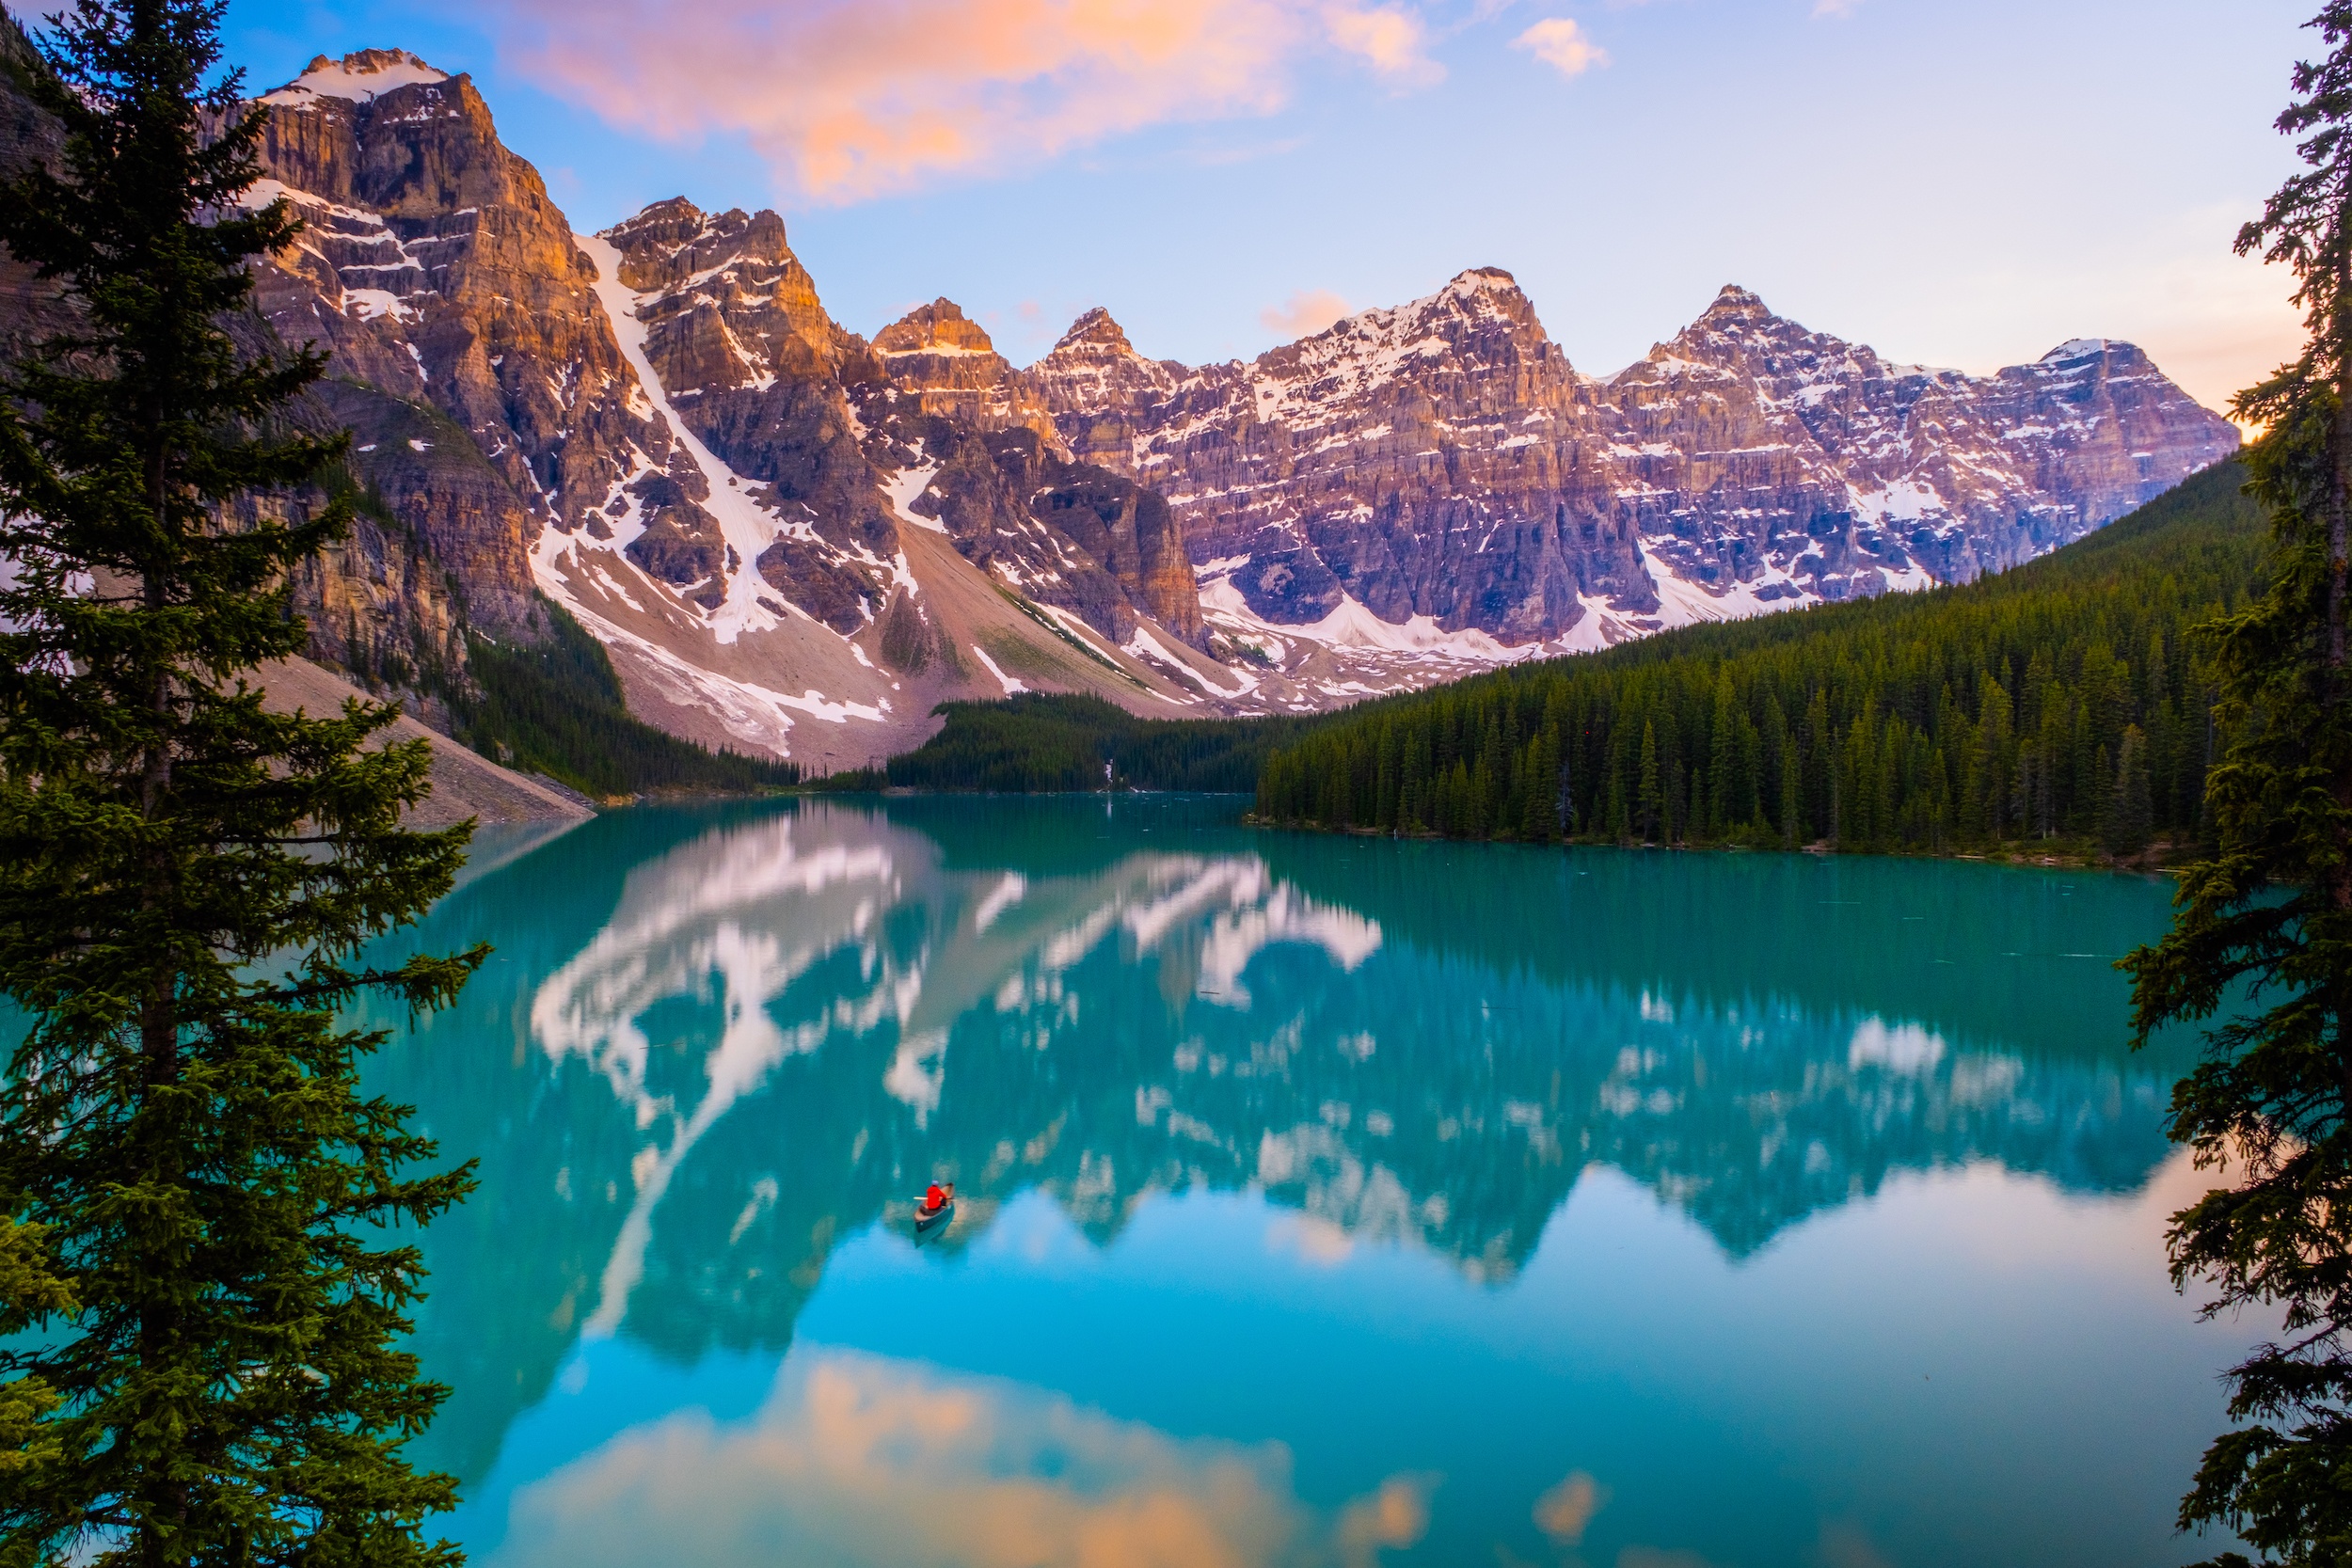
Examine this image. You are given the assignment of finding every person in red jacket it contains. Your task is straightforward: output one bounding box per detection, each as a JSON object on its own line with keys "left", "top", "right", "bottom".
{"left": 922, "top": 1180, "right": 953, "bottom": 1213}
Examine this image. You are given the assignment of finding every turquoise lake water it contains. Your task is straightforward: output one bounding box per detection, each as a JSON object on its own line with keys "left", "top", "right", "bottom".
{"left": 360, "top": 795, "right": 2257, "bottom": 1568}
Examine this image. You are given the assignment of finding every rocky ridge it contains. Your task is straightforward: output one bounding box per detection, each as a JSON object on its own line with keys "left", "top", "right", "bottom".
{"left": 224, "top": 52, "right": 1232, "bottom": 765}
{"left": 871, "top": 298, "right": 1061, "bottom": 444}
{"left": 576, "top": 198, "right": 1212, "bottom": 664}
{"left": 1017, "top": 274, "right": 2241, "bottom": 668}
{"left": 1028, "top": 308, "right": 1183, "bottom": 475}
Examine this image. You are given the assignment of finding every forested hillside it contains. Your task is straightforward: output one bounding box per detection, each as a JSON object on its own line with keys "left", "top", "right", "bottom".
{"left": 450, "top": 602, "right": 802, "bottom": 798}
{"left": 845, "top": 693, "right": 1315, "bottom": 793}
{"left": 1255, "top": 461, "right": 2267, "bottom": 855}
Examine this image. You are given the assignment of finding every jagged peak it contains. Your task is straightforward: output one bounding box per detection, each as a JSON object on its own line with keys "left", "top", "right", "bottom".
{"left": 262, "top": 48, "right": 448, "bottom": 105}
{"left": 1697, "top": 284, "right": 1773, "bottom": 323}
{"left": 603, "top": 198, "right": 782, "bottom": 250}
{"left": 601, "top": 199, "right": 803, "bottom": 298}
{"left": 1052, "top": 307, "right": 1136, "bottom": 356}
{"left": 1638, "top": 285, "right": 1832, "bottom": 369}
{"left": 876, "top": 298, "right": 997, "bottom": 357}
{"left": 1448, "top": 266, "right": 1521, "bottom": 296}
{"left": 1413, "top": 266, "right": 1535, "bottom": 323}
{"left": 2039, "top": 337, "right": 2127, "bottom": 364}
{"left": 1297, "top": 265, "right": 1543, "bottom": 352}
{"left": 612, "top": 195, "right": 707, "bottom": 232}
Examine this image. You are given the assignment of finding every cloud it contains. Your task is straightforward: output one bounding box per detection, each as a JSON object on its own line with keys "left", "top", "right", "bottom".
{"left": 1324, "top": 4, "right": 1444, "bottom": 87}
{"left": 1534, "top": 1470, "right": 1608, "bottom": 1544}
{"left": 1261, "top": 288, "right": 1355, "bottom": 338}
{"left": 1334, "top": 1473, "right": 1437, "bottom": 1568}
{"left": 1266, "top": 1212, "right": 1358, "bottom": 1265}
{"left": 1511, "top": 17, "right": 1607, "bottom": 77}
{"left": 492, "top": 0, "right": 1444, "bottom": 203}
{"left": 498, "top": 1349, "right": 1439, "bottom": 1568}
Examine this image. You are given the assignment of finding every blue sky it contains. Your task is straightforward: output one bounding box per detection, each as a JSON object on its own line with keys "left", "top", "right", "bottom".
{"left": 204, "top": 0, "right": 2304, "bottom": 410}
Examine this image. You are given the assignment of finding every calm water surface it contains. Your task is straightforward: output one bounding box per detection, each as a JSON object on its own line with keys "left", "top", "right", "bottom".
{"left": 363, "top": 796, "right": 2254, "bottom": 1568}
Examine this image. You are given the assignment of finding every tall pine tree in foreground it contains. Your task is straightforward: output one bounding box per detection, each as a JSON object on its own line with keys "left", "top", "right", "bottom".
{"left": 2124, "top": 4, "right": 2352, "bottom": 1561}
{"left": 0, "top": 3, "right": 483, "bottom": 1563}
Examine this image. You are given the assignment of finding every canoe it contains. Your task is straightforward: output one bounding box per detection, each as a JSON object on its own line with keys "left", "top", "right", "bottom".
{"left": 914, "top": 1199, "right": 954, "bottom": 1231}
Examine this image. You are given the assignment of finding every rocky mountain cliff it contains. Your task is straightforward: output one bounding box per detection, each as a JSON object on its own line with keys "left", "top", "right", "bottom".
{"left": 0, "top": 27, "right": 2245, "bottom": 768}
{"left": 1024, "top": 274, "right": 2242, "bottom": 661}
{"left": 228, "top": 52, "right": 1234, "bottom": 766}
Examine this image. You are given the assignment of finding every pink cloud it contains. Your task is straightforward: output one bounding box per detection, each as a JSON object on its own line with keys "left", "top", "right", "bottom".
{"left": 1261, "top": 287, "right": 1354, "bottom": 338}
{"left": 1325, "top": 4, "right": 1444, "bottom": 87}
{"left": 494, "top": 0, "right": 1443, "bottom": 203}
{"left": 1512, "top": 17, "right": 1608, "bottom": 78}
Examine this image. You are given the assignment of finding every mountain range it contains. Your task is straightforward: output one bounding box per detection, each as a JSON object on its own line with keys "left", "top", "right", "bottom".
{"left": 0, "top": 36, "right": 2243, "bottom": 775}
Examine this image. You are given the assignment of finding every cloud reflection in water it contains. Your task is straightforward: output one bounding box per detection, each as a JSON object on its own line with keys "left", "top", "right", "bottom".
{"left": 493, "top": 1349, "right": 1429, "bottom": 1568}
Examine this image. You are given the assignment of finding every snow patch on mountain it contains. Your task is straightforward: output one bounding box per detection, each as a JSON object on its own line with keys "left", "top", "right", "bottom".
{"left": 1244, "top": 268, "right": 1534, "bottom": 428}
{"left": 533, "top": 586, "right": 889, "bottom": 757}
{"left": 1638, "top": 545, "right": 1829, "bottom": 628}
{"left": 238, "top": 178, "right": 446, "bottom": 325}
{"left": 263, "top": 49, "right": 448, "bottom": 105}
{"left": 969, "top": 645, "right": 1026, "bottom": 695}
{"left": 882, "top": 459, "right": 945, "bottom": 534}
{"left": 574, "top": 231, "right": 788, "bottom": 646}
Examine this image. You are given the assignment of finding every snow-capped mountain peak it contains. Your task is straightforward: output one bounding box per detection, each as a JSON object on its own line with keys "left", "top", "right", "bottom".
{"left": 262, "top": 48, "right": 447, "bottom": 105}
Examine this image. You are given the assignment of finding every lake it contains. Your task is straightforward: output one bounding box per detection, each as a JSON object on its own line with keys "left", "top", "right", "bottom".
{"left": 362, "top": 794, "right": 2254, "bottom": 1568}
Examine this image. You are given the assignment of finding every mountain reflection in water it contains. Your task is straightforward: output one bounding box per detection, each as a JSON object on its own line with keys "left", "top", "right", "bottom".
{"left": 358, "top": 796, "right": 2217, "bottom": 1568}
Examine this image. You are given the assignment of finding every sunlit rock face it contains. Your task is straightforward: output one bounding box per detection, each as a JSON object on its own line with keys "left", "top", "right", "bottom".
{"left": 247, "top": 52, "right": 686, "bottom": 633}
{"left": 230, "top": 84, "right": 1223, "bottom": 753}
{"left": 1594, "top": 289, "right": 2241, "bottom": 598}
{"left": 597, "top": 198, "right": 900, "bottom": 631}
{"left": 1025, "top": 307, "right": 1183, "bottom": 476}
{"left": 1036, "top": 276, "right": 2241, "bottom": 651}
{"left": 1123, "top": 269, "right": 1648, "bottom": 642}
{"left": 580, "top": 198, "right": 1210, "bottom": 652}
{"left": 871, "top": 298, "right": 1060, "bottom": 445}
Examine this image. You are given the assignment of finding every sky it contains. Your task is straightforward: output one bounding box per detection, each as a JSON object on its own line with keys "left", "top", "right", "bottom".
{"left": 199, "top": 0, "right": 2311, "bottom": 412}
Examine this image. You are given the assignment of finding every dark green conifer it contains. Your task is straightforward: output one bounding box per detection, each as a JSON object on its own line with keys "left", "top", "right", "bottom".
{"left": 2124, "top": 6, "right": 2352, "bottom": 1560}
{"left": 0, "top": 2, "right": 483, "bottom": 1562}
{"left": 1977, "top": 672, "right": 2014, "bottom": 840}
{"left": 2107, "top": 725, "right": 2154, "bottom": 858}
{"left": 1779, "top": 727, "right": 1803, "bottom": 847}
{"left": 1708, "top": 674, "right": 1738, "bottom": 837}
{"left": 1635, "top": 721, "right": 1660, "bottom": 844}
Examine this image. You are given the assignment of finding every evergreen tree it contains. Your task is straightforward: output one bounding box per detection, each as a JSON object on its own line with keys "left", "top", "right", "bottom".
{"left": 1646, "top": 723, "right": 1665, "bottom": 846}
{"left": 0, "top": 4, "right": 483, "bottom": 1564}
{"left": 2124, "top": 6, "right": 2352, "bottom": 1560}
{"left": 2107, "top": 724, "right": 2153, "bottom": 858}
{"left": 1779, "top": 731, "right": 1803, "bottom": 847}
{"left": 1708, "top": 673, "right": 1738, "bottom": 836}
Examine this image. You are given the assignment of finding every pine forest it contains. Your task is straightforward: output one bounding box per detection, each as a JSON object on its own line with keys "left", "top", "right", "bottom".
{"left": 1253, "top": 460, "right": 2265, "bottom": 857}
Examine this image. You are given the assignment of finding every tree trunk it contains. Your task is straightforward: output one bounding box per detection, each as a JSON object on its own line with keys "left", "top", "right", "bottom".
{"left": 2333, "top": 241, "right": 2352, "bottom": 914}
{"left": 136, "top": 415, "right": 185, "bottom": 1568}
